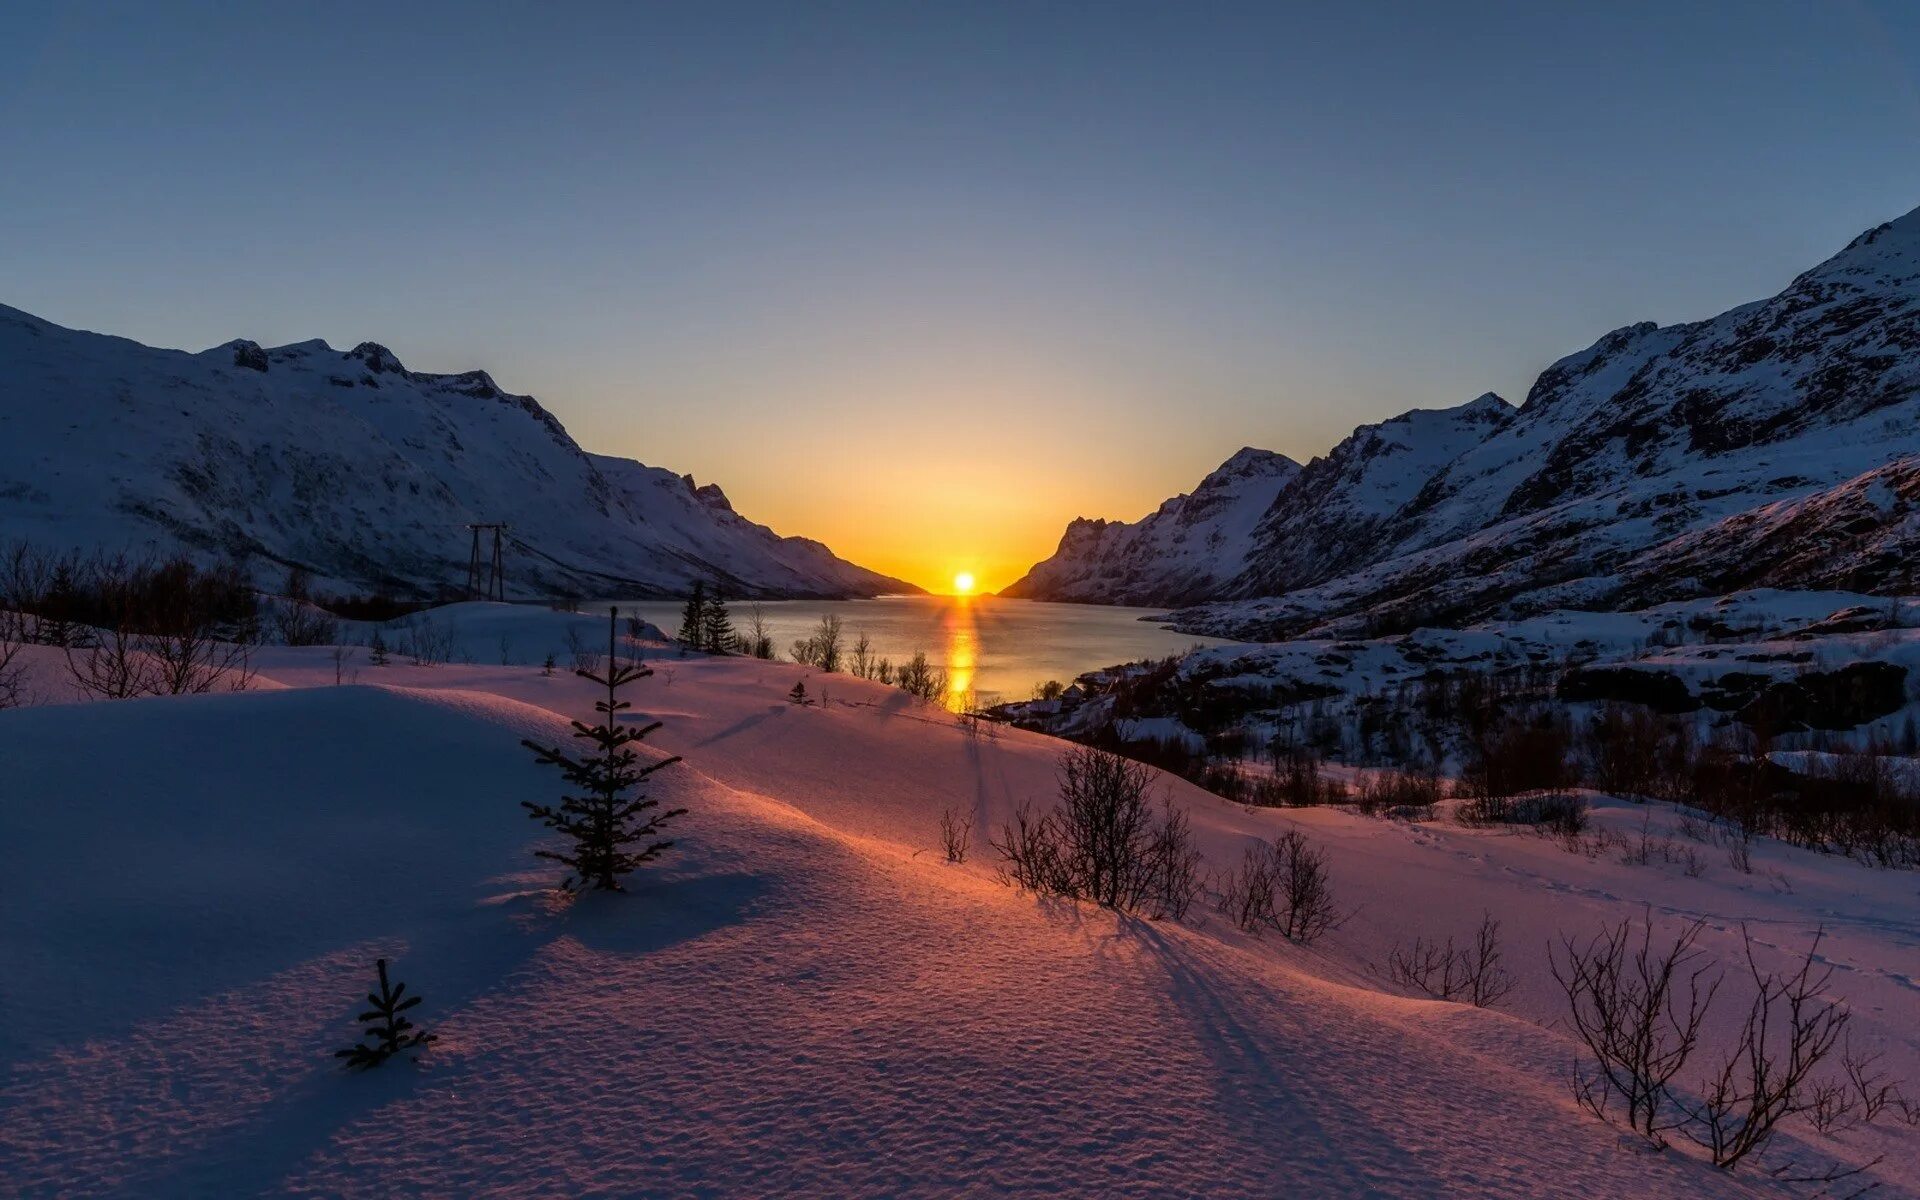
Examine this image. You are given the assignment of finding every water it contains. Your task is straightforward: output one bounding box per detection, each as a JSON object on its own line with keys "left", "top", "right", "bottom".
{"left": 613, "top": 594, "right": 1239, "bottom": 707}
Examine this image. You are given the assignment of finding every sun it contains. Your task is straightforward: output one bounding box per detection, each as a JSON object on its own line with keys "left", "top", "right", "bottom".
{"left": 952, "top": 571, "right": 976, "bottom": 595}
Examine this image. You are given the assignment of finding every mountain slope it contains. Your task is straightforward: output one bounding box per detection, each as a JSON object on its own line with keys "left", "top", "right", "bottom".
{"left": 1230, "top": 393, "right": 1514, "bottom": 598}
{"left": 0, "top": 304, "right": 914, "bottom": 599}
{"left": 1000, "top": 447, "right": 1300, "bottom": 605}
{"left": 1162, "top": 204, "right": 1920, "bottom": 637}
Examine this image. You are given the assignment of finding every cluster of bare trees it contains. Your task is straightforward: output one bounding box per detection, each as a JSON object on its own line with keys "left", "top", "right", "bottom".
{"left": 1387, "top": 912, "right": 1515, "bottom": 1006}
{"left": 993, "top": 745, "right": 1204, "bottom": 919}
{"left": 1551, "top": 913, "right": 1912, "bottom": 1174}
{"left": 1, "top": 544, "right": 260, "bottom": 699}
{"left": 1216, "top": 829, "right": 1340, "bottom": 943}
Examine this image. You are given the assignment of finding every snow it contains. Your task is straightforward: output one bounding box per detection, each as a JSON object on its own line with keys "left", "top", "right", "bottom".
{"left": 1014, "top": 202, "right": 1920, "bottom": 639}
{"left": 1001, "top": 448, "right": 1301, "bottom": 605}
{"left": 0, "top": 304, "right": 911, "bottom": 600}
{"left": 3, "top": 603, "right": 1916, "bottom": 1196}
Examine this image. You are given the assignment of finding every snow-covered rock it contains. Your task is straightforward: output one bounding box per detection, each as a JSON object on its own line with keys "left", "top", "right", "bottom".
{"left": 0, "top": 304, "right": 915, "bottom": 599}
{"left": 1000, "top": 447, "right": 1299, "bottom": 604}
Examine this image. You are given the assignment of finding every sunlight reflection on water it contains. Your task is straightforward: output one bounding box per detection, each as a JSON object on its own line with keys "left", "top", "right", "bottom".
{"left": 613, "top": 594, "right": 1239, "bottom": 709}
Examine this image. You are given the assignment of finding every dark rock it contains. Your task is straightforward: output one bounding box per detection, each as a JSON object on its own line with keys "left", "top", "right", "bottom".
{"left": 1558, "top": 666, "right": 1700, "bottom": 713}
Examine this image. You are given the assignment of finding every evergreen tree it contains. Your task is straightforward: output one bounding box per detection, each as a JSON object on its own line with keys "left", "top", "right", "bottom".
{"left": 367, "top": 629, "right": 390, "bottom": 666}
{"left": 35, "top": 560, "right": 84, "bottom": 647}
{"left": 677, "top": 581, "right": 706, "bottom": 649}
{"left": 700, "top": 588, "right": 734, "bottom": 653}
{"left": 335, "top": 958, "right": 436, "bottom": 1069}
{"left": 788, "top": 679, "right": 809, "bottom": 705}
{"left": 522, "top": 606, "right": 687, "bottom": 891}
{"left": 542, "top": 652, "right": 556, "bottom": 676}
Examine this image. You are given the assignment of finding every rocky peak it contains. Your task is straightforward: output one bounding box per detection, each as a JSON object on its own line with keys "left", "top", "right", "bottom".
{"left": 346, "top": 342, "right": 405, "bottom": 375}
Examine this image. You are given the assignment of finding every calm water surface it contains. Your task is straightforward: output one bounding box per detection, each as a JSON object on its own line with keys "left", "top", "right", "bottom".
{"left": 615, "top": 594, "right": 1239, "bottom": 707}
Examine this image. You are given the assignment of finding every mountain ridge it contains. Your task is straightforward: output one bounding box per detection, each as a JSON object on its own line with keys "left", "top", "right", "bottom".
{"left": 0, "top": 303, "right": 917, "bottom": 600}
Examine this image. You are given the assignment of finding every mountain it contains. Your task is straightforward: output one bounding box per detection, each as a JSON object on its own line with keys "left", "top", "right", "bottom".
{"left": 999, "top": 447, "right": 1300, "bottom": 605}
{"left": 0, "top": 304, "right": 915, "bottom": 599}
{"left": 1024, "top": 203, "right": 1920, "bottom": 639}
{"left": 1229, "top": 393, "right": 1514, "bottom": 598}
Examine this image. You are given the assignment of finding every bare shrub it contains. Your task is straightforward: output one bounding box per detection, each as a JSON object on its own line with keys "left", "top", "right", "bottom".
{"left": 1386, "top": 912, "right": 1515, "bottom": 1007}
{"left": 895, "top": 652, "right": 948, "bottom": 704}
{"left": 272, "top": 599, "right": 339, "bottom": 647}
{"left": 54, "top": 554, "right": 256, "bottom": 698}
{"left": 1354, "top": 767, "right": 1444, "bottom": 819}
{"left": 1216, "top": 829, "right": 1338, "bottom": 943}
{"left": 1582, "top": 704, "right": 1663, "bottom": 799}
{"left": 992, "top": 745, "right": 1201, "bottom": 919}
{"left": 1461, "top": 709, "right": 1573, "bottom": 801}
{"left": 1553, "top": 915, "right": 1884, "bottom": 1171}
{"left": 403, "top": 616, "right": 458, "bottom": 667}
{"left": 940, "top": 806, "right": 972, "bottom": 864}
{"left": 1551, "top": 913, "right": 1718, "bottom": 1142}
{"left": 1267, "top": 747, "right": 1344, "bottom": 807}
{"left": 1676, "top": 929, "right": 1851, "bottom": 1170}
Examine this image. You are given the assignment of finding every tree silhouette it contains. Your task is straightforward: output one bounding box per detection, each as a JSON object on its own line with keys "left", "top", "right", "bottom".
{"left": 522, "top": 606, "right": 686, "bottom": 891}
{"left": 335, "top": 958, "right": 437, "bottom": 1069}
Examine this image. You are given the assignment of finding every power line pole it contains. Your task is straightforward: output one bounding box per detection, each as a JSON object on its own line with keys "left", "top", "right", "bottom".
{"left": 464, "top": 523, "right": 507, "bottom": 601}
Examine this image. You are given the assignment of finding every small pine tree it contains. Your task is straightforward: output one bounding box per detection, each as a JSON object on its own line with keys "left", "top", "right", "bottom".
{"left": 788, "top": 679, "right": 809, "bottom": 705}
{"left": 522, "top": 607, "right": 687, "bottom": 891}
{"left": 367, "top": 629, "right": 390, "bottom": 666}
{"left": 700, "top": 588, "right": 734, "bottom": 653}
{"left": 35, "top": 561, "right": 84, "bottom": 648}
{"left": 542, "top": 652, "right": 556, "bottom": 676}
{"left": 677, "top": 581, "right": 706, "bottom": 649}
{"left": 335, "top": 958, "right": 436, "bottom": 1069}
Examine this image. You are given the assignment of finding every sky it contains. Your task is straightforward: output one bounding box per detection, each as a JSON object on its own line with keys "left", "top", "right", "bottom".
{"left": 5, "top": 2, "right": 1920, "bottom": 593}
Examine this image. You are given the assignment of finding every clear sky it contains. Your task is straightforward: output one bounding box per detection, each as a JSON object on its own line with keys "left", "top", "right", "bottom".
{"left": 5, "top": 2, "right": 1920, "bottom": 592}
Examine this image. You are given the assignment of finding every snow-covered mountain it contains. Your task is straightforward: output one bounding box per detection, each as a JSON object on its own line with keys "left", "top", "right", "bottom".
{"left": 1229, "top": 394, "right": 1515, "bottom": 599}
{"left": 0, "top": 304, "right": 914, "bottom": 599}
{"left": 999, "top": 447, "right": 1299, "bottom": 605}
{"left": 1023, "top": 203, "right": 1920, "bottom": 638}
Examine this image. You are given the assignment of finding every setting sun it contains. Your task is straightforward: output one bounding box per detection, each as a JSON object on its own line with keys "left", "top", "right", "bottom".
{"left": 952, "top": 571, "right": 976, "bottom": 595}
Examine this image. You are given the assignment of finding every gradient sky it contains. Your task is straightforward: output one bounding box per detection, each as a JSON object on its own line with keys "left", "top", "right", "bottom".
{"left": 5, "top": 2, "right": 1920, "bottom": 592}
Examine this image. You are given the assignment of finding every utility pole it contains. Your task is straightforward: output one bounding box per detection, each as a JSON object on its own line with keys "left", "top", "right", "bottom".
{"left": 464, "top": 523, "right": 507, "bottom": 601}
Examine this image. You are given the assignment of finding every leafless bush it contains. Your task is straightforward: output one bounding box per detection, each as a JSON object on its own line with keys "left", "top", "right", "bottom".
{"left": 1808, "top": 1042, "right": 1903, "bottom": 1135}
{"left": 1582, "top": 704, "right": 1664, "bottom": 800}
{"left": 1721, "top": 818, "right": 1755, "bottom": 874}
{"left": 1386, "top": 912, "right": 1515, "bottom": 1007}
{"left": 895, "top": 651, "right": 948, "bottom": 704}
{"left": 940, "top": 806, "right": 972, "bottom": 864}
{"left": 1554, "top": 915, "right": 1892, "bottom": 1172}
{"left": 272, "top": 599, "right": 339, "bottom": 647}
{"left": 1552, "top": 913, "right": 1718, "bottom": 1142}
{"left": 402, "top": 616, "right": 458, "bottom": 667}
{"left": 1354, "top": 767, "right": 1444, "bottom": 819}
{"left": 1216, "top": 829, "right": 1338, "bottom": 943}
{"left": 992, "top": 745, "right": 1202, "bottom": 919}
{"left": 1256, "top": 747, "right": 1343, "bottom": 807}
{"left": 1462, "top": 709, "right": 1573, "bottom": 801}
{"left": 1676, "top": 929, "right": 1852, "bottom": 1170}
{"left": 55, "top": 553, "right": 255, "bottom": 697}
{"left": 1458, "top": 790, "right": 1590, "bottom": 840}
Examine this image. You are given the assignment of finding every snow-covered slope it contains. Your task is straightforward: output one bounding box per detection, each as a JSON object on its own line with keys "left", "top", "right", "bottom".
{"left": 1163, "top": 203, "right": 1920, "bottom": 638}
{"left": 1000, "top": 447, "right": 1299, "bottom": 604}
{"left": 4, "top": 612, "right": 1913, "bottom": 1195}
{"left": 0, "top": 304, "right": 914, "bottom": 599}
{"left": 1231, "top": 393, "right": 1515, "bottom": 597}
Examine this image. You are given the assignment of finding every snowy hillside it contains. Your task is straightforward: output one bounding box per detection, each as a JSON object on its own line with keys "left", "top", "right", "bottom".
{"left": 1000, "top": 447, "right": 1299, "bottom": 604}
{"left": 3, "top": 607, "right": 1915, "bottom": 1195}
{"left": 0, "top": 304, "right": 914, "bottom": 599}
{"left": 1016, "top": 204, "right": 1920, "bottom": 639}
{"left": 1231, "top": 393, "right": 1515, "bottom": 598}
